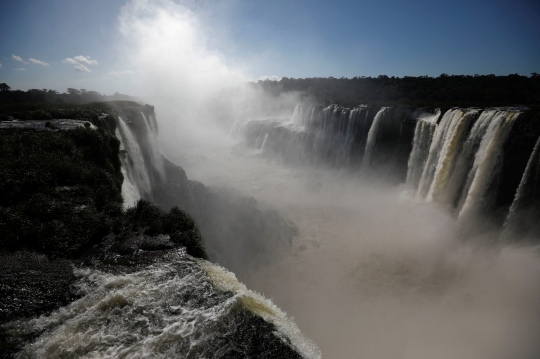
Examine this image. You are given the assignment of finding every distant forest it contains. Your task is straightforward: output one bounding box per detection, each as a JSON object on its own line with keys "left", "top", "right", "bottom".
{"left": 0, "top": 85, "right": 134, "bottom": 105}
{"left": 247, "top": 73, "right": 540, "bottom": 108}
{"left": 0, "top": 85, "right": 139, "bottom": 122}
{"left": 2, "top": 73, "right": 540, "bottom": 114}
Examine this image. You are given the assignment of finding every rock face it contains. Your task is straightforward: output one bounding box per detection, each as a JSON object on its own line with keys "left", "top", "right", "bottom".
{"left": 0, "top": 101, "right": 317, "bottom": 359}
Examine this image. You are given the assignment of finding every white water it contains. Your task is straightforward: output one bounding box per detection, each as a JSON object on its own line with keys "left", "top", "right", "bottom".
{"left": 416, "top": 109, "right": 474, "bottom": 199}
{"left": 406, "top": 120, "right": 436, "bottom": 189}
{"left": 504, "top": 135, "right": 540, "bottom": 232}
{"left": 426, "top": 109, "right": 477, "bottom": 203}
{"left": 116, "top": 116, "right": 152, "bottom": 198}
{"left": 458, "top": 111, "right": 519, "bottom": 222}
{"left": 361, "top": 107, "right": 387, "bottom": 169}
{"left": 13, "top": 255, "right": 319, "bottom": 358}
{"left": 115, "top": 127, "right": 141, "bottom": 207}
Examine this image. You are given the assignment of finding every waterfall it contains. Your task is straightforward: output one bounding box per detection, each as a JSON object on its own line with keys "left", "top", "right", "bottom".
{"left": 425, "top": 109, "right": 478, "bottom": 202}
{"left": 503, "top": 135, "right": 540, "bottom": 233}
{"left": 233, "top": 104, "right": 533, "bottom": 227}
{"left": 362, "top": 107, "right": 387, "bottom": 168}
{"left": 140, "top": 111, "right": 166, "bottom": 180}
{"left": 336, "top": 107, "right": 362, "bottom": 165}
{"left": 291, "top": 103, "right": 303, "bottom": 126}
{"left": 417, "top": 110, "right": 467, "bottom": 198}
{"left": 406, "top": 119, "right": 437, "bottom": 189}
{"left": 458, "top": 111, "right": 520, "bottom": 221}
{"left": 116, "top": 116, "right": 152, "bottom": 199}
{"left": 116, "top": 128, "right": 141, "bottom": 208}
{"left": 230, "top": 118, "right": 249, "bottom": 138}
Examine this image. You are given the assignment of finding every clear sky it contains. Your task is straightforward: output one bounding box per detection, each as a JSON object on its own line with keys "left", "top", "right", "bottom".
{"left": 0, "top": 0, "right": 538, "bottom": 95}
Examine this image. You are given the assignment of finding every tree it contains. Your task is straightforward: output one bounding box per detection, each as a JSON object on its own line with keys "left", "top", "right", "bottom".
{"left": 0, "top": 83, "right": 11, "bottom": 92}
{"left": 67, "top": 88, "right": 81, "bottom": 96}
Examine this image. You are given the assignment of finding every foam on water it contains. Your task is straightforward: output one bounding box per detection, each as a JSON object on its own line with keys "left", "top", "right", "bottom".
{"left": 12, "top": 255, "right": 320, "bottom": 359}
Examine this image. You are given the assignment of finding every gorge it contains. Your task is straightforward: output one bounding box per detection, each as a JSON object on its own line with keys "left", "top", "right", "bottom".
{"left": 2, "top": 96, "right": 540, "bottom": 359}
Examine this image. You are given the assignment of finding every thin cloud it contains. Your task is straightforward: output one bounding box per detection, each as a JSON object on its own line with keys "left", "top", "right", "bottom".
{"left": 0, "top": 62, "right": 2, "bottom": 68}
{"left": 62, "top": 55, "right": 98, "bottom": 72}
{"left": 62, "top": 58, "right": 79, "bottom": 65}
{"left": 74, "top": 64, "right": 92, "bottom": 73}
{"left": 28, "top": 58, "right": 50, "bottom": 66}
{"left": 14, "top": 68, "right": 26, "bottom": 71}
{"left": 108, "top": 70, "right": 134, "bottom": 76}
{"left": 12, "top": 54, "right": 29, "bottom": 64}
{"left": 73, "top": 55, "right": 98, "bottom": 66}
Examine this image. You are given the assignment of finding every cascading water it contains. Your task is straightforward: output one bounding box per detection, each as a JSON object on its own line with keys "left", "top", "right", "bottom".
{"left": 10, "top": 252, "right": 320, "bottom": 359}
{"left": 458, "top": 110, "right": 520, "bottom": 222}
{"left": 416, "top": 109, "right": 476, "bottom": 199}
{"left": 503, "top": 135, "right": 540, "bottom": 236}
{"left": 291, "top": 103, "right": 304, "bottom": 126}
{"left": 116, "top": 116, "right": 153, "bottom": 199}
{"left": 233, "top": 104, "right": 533, "bottom": 229}
{"left": 406, "top": 115, "right": 438, "bottom": 189}
{"left": 362, "top": 107, "right": 387, "bottom": 169}
{"left": 116, "top": 127, "right": 141, "bottom": 207}
{"left": 425, "top": 109, "right": 478, "bottom": 203}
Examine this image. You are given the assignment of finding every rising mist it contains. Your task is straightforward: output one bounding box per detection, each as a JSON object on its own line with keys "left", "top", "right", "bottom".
{"left": 110, "top": 1, "right": 540, "bottom": 358}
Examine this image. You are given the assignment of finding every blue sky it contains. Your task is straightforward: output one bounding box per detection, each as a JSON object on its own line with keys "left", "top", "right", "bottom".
{"left": 0, "top": 0, "right": 538, "bottom": 95}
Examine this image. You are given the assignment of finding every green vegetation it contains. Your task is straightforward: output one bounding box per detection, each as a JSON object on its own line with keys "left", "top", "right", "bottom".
{"left": 0, "top": 103, "right": 206, "bottom": 260}
{"left": 119, "top": 200, "right": 208, "bottom": 260}
{"left": 0, "top": 87, "right": 133, "bottom": 105}
{"left": 0, "top": 128, "right": 123, "bottom": 257}
{"left": 248, "top": 73, "right": 540, "bottom": 107}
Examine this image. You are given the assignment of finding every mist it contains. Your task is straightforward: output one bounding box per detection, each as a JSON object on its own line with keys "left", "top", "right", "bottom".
{"left": 113, "top": 1, "right": 540, "bottom": 358}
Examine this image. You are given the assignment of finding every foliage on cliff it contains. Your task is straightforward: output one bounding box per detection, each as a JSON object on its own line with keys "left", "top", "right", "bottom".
{"left": 0, "top": 128, "right": 124, "bottom": 257}
{"left": 0, "top": 104, "right": 205, "bottom": 260}
{"left": 0, "top": 87, "right": 134, "bottom": 105}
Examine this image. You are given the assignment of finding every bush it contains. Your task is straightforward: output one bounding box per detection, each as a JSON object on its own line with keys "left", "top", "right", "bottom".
{"left": 0, "top": 128, "right": 123, "bottom": 257}
{"left": 122, "top": 200, "right": 208, "bottom": 259}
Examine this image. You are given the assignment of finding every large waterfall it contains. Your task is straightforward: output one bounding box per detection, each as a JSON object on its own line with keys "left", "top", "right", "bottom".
{"left": 115, "top": 111, "right": 167, "bottom": 207}
{"left": 4, "top": 106, "right": 322, "bottom": 359}
{"left": 235, "top": 103, "right": 536, "bottom": 233}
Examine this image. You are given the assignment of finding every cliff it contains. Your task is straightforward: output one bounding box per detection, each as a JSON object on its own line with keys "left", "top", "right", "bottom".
{"left": 0, "top": 101, "right": 315, "bottom": 358}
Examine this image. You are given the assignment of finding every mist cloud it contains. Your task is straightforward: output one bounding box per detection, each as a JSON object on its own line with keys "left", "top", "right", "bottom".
{"left": 259, "top": 75, "right": 282, "bottom": 81}
{"left": 118, "top": 0, "right": 245, "bottom": 100}
{"left": 108, "top": 70, "right": 134, "bottom": 76}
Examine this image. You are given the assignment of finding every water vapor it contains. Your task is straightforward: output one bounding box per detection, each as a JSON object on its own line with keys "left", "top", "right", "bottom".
{"left": 112, "top": 2, "right": 540, "bottom": 358}
{"left": 117, "top": 0, "right": 301, "bottom": 153}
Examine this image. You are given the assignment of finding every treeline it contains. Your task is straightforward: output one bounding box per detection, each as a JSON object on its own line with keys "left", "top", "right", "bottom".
{"left": 249, "top": 73, "right": 540, "bottom": 108}
{"left": 0, "top": 86, "right": 134, "bottom": 105}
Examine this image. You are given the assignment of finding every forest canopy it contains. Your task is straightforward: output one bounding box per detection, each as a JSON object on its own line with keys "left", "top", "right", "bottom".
{"left": 246, "top": 73, "right": 540, "bottom": 108}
